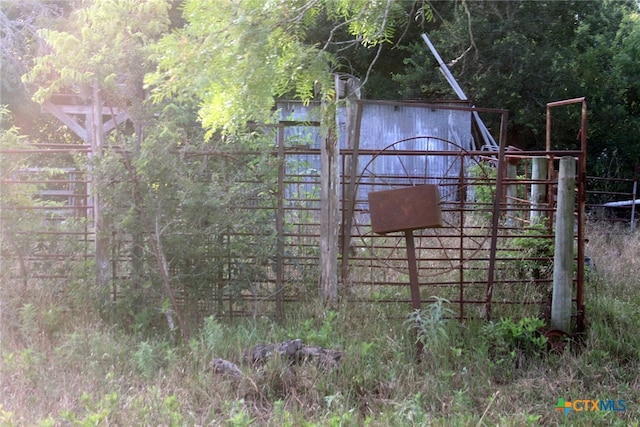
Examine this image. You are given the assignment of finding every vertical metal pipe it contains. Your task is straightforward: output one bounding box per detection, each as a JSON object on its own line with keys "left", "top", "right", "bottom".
{"left": 275, "top": 124, "right": 285, "bottom": 321}
{"left": 405, "top": 230, "right": 424, "bottom": 359}
{"left": 576, "top": 99, "right": 588, "bottom": 333}
{"left": 545, "top": 106, "right": 554, "bottom": 230}
{"left": 546, "top": 105, "right": 552, "bottom": 152}
{"left": 458, "top": 159, "right": 465, "bottom": 320}
{"left": 485, "top": 111, "right": 509, "bottom": 320}
{"left": 505, "top": 161, "right": 517, "bottom": 226}
{"left": 631, "top": 163, "right": 638, "bottom": 232}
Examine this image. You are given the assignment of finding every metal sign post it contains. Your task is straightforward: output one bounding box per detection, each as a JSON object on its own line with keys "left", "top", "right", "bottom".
{"left": 368, "top": 184, "right": 442, "bottom": 360}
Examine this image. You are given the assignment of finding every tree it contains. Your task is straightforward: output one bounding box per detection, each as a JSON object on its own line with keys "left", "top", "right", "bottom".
{"left": 22, "top": 0, "right": 195, "bottom": 339}
{"left": 23, "top": 0, "right": 170, "bottom": 112}
{"left": 146, "top": 0, "right": 420, "bottom": 135}
{"left": 0, "top": 1, "right": 79, "bottom": 144}
{"left": 585, "top": 5, "right": 640, "bottom": 176}
{"left": 146, "top": 0, "right": 427, "bottom": 306}
{"left": 393, "top": 0, "right": 640, "bottom": 169}
{"left": 1, "top": 1, "right": 65, "bottom": 108}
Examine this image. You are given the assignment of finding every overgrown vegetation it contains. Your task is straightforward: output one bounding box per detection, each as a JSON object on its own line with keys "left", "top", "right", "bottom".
{"left": 3, "top": 0, "right": 640, "bottom": 424}
{"left": 1, "top": 222, "right": 639, "bottom": 425}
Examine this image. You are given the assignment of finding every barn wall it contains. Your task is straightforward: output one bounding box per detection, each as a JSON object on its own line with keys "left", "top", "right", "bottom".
{"left": 276, "top": 100, "right": 473, "bottom": 150}
{"left": 276, "top": 100, "right": 475, "bottom": 203}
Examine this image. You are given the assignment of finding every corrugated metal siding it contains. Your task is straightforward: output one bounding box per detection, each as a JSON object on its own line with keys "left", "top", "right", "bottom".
{"left": 357, "top": 103, "right": 472, "bottom": 150}
{"left": 276, "top": 100, "right": 473, "bottom": 150}
{"left": 276, "top": 100, "right": 474, "bottom": 202}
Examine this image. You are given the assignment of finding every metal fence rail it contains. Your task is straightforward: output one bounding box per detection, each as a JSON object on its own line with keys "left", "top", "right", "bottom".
{"left": 3, "top": 122, "right": 626, "bottom": 331}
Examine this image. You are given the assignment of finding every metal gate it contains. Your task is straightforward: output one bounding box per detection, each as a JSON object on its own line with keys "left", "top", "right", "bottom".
{"left": 1, "top": 99, "right": 588, "bottom": 332}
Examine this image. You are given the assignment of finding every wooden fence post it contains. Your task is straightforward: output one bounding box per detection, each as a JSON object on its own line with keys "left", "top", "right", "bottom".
{"left": 89, "top": 83, "right": 110, "bottom": 288}
{"left": 320, "top": 102, "right": 339, "bottom": 307}
{"left": 551, "top": 156, "right": 575, "bottom": 332}
{"left": 530, "top": 157, "right": 548, "bottom": 225}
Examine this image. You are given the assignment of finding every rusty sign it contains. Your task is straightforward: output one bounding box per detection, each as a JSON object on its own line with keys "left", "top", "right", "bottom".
{"left": 368, "top": 184, "right": 442, "bottom": 234}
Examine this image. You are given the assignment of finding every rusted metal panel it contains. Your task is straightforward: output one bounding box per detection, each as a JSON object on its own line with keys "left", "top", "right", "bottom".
{"left": 368, "top": 184, "right": 442, "bottom": 234}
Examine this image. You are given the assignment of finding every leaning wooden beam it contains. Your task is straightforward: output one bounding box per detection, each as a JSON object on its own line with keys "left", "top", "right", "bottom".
{"left": 42, "top": 101, "right": 88, "bottom": 142}
{"left": 103, "top": 111, "right": 129, "bottom": 134}
{"left": 54, "top": 104, "right": 125, "bottom": 116}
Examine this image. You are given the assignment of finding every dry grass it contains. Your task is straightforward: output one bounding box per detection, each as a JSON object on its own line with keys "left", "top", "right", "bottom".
{"left": 1, "top": 221, "right": 640, "bottom": 425}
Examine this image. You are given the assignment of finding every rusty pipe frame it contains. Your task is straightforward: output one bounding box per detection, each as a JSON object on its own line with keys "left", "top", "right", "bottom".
{"left": 485, "top": 110, "right": 510, "bottom": 321}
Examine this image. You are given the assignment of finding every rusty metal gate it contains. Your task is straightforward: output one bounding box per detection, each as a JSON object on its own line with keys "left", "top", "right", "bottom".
{"left": 1, "top": 99, "right": 589, "bottom": 332}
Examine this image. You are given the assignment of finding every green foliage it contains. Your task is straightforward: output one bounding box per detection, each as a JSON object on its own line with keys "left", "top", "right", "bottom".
{"left": 0, "top": 1, "right": 65, "bottom": 114}
{"left": 94, "top": 110, "right": 282, "bottom": 331}
{"left": 271, "top": 400, "right": 295, "bottom": 427}
{"left": 147, "top": 0, "right": 412, "bottom": 136}
{"left": 512, "top": 223, "right": 553, "bottom": 256}
{"left": 0, "top": 404, "right": 17, "bottom": 426}
{"left": 59, "top": 391, "right": 119, "bottom": 427}
{"left": 301, "top": 310, "right": 338, "bottom": 348}
{"left": 0, "top": 108, "right": 38, "bottom": 229}
{"left": 55, "top": 386, "right": 185, "bottom": 427}
{"left": 226, "top": 400, "right": 255, "bottom": 427}
{"left": 24, "top": 0, "right": 171, "bottom": 105}
{"left": 201, "top": 316, "right": 225, "bottom": 352}
{"left": 468, "top": 162, "right": 496, "bottom": 206}
{"left": 327, "top": 0, "right": 404, "bottom": 47}
{"left": 125, "top": 387, "right": 183, "bottom": 427}
{"left": 482, "top": 317, "right": 548, "bottom": 370}
{"left": 404, "top": 297, "right": 454, "bottom": 349}
{"left": 394, "top": 0, "right": 640, "bottom": 174}
{"left": 133, "top": 341, "right": 156, "bottom": 379}
{"left": 18, "top": 303, "right": 39, "bottom": 345}
{"left": 1, "top": 270, "right": 640, "bottom": 426}
{"left": 511, "top": 222, "right": 554, "bottom": 281}
{"left": 393, "top": 392, "right": 429, "bottom": 426}
{"left": 147, "top": 0, "right": 328, "bottom": 135}
{"left": 587, "top": 295, "right": 640, "bottom": 366}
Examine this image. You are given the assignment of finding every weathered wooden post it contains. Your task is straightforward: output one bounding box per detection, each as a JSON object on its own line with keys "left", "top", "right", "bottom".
{"left": 42, "top": 85, "right": 129, "bottom": 289}
{"left": 530, "top": 157, "right": 548, "bottom": 225}
{"left": 320, "top": 101, "right": 339, "bottom": 307}
{"left": 551, "top": 157, "right": 575, "bottom": 332}
{"left": 89, "top": 83, "right": 110, "bottom": 288}
{"left": 339, "top": 76, "right": 362, "bottom": 283}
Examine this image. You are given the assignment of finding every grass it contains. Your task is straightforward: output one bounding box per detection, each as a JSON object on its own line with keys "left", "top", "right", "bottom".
{"left": 1, "top": 222, "right": 640, "bottom": 425}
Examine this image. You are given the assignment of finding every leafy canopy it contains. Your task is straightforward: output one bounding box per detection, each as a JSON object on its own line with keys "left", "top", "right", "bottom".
{"left": 146, "top": 0, "right": 408, "bottom": 136}
{"left": 23, "top": 0, "right": 171, "bottom": 105}
{"left": 393, "top": 0, "right": 640, "bottom": 165}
